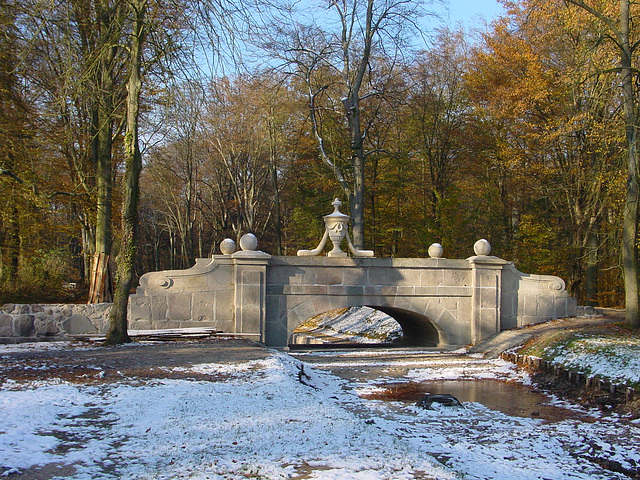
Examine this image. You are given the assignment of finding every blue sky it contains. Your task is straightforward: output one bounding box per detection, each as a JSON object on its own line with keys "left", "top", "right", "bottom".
{"left": 435, "top": 0, "right": 506, "bottom": 27}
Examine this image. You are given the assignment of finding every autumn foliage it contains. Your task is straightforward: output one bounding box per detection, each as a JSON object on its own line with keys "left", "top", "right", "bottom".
{"left": 0, "top": 0, "right": 636, "bottom": 310}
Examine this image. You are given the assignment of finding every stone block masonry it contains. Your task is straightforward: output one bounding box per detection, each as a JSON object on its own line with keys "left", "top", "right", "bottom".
{"left": 1, "top": 237, "right": 577, "bottom": 346}
{"left": 128, "top": 236, "right": 576, "bottom": 347}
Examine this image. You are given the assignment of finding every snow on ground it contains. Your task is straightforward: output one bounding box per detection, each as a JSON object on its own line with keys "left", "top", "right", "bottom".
{"left": 0, "top": 346, "right": 452, "bottom": 479}
{"left": 541, "top": 335, "right": 640, "bottom": 385}
{"left": 304, "top": 350, "right": 640, "bottom": 480}
{"left": 2, "top": 342, "right": 640, "bottom": 479}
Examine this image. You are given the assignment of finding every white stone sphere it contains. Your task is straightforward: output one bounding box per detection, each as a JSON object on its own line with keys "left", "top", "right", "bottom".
{"left": 474, "top": 239, "right": 491, "bottom": 256}
{"left": 239, "top": 233, "right": 258, "bottom": 251}
{"left": 220, "top": 238, "right": 236, "bottom": 255}
{"left": 428, "top": 243, "right": 443, "bottom": 258}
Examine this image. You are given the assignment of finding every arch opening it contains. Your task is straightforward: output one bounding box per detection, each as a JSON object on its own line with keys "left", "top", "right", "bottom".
{"left": 371, "top": 306, "right": 441, "bottom": 347}
{"left": 288, "top": 305, "right": 441, "bottom": 347}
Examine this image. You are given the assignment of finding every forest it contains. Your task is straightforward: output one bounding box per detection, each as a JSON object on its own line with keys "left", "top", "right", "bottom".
{"left": 0, "top": 0, "right": 637, "bottom": 318}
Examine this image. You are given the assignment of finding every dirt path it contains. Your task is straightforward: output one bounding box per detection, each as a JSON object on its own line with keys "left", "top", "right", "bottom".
{"left": 0, "top": 337, "right": 272, "bottom": 386}
{"left": 468, "top": 310, "right": 624, "bottom": 358}
{"left": 1, "top": 311, "right": 626, "bottom": 386}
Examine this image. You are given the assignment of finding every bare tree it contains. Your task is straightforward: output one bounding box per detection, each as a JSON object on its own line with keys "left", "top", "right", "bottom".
{"left": 204, "top": 76, "right": 274, "bottom": 241}
{"left": 261, "top": 0, "right": 433, "bottom": 248}
{"left": 106, "top": 0, "right": 147, "bottom": 345}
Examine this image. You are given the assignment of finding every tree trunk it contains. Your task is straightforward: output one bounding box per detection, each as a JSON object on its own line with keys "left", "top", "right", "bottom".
{"left": 619, "top": 0, "right": 640, "bottom": 327}
{"left": 169, "top": 226, "right": 175, "bottom": 269}
{"left": 8, "top": 205, "right": 19, "bottom": 281}
{"left": 586, "top": 230, "right": 599, "bottom": 306}
{"left": 343, "top": 96, "right": 366, "bottom": 248}
{"left": 88, "top": 3, "right": 118, "bottom": 304}
{"left": 270, "top": 151, "right": 283, "bottom": 255}
{"left": 105, "top": 0, "right": 146, "bottom": 345}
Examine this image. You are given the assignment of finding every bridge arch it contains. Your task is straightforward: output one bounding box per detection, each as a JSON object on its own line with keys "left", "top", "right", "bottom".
{"left": 283, "top": 296, "right": 453, "bottom": 347}
{"left": 370, "top": 306, "right": 444, "bottom": 346}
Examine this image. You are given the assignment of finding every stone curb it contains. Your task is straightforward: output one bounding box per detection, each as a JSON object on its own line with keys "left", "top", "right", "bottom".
{"left": 501, "top": 352, "right": 638, "bottom": 403}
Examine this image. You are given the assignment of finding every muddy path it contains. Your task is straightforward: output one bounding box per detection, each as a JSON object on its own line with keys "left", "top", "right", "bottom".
{"left": 0, "top": 337, "right": 271, "bottom": 386}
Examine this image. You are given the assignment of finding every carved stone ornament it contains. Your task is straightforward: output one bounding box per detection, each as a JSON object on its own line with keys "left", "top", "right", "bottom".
{"left": 297, "top": 199, "right": 374, "bottom": 257}
{"left": 473, "top": 239, "right": 492, "bottom": 256}
{"left": 152, "top": 275, "right": 172, "bottom": 289}
{"left": 428, "top": 243, "right": 444, "bottom": 258}
{"left": 220, "top": 238, "right": 236, "bottom": 255}
{"left": 239, "top": 233, "right": 258, "bottom": 251}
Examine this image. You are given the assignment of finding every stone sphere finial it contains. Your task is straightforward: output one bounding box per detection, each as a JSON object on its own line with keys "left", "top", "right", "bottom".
{"left": 474, "top": 239, "right": 491, "bottom": 256}
{"left": 239, "top": 233, "right": 258, "bottom": 251}
{"left": 220, "top": 238, "right": 236, "bottom": 255}
{"left": 428, "top": 243, "right": 443, "bottom": 258}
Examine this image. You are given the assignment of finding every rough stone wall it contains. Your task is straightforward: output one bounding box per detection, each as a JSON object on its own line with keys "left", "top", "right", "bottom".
{"left": 0, "top": 303, "right": 111, "bottom": 343}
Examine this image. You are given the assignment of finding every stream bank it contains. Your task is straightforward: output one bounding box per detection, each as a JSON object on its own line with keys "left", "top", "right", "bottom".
{"left": 479, "top": 310, "right": 640, "bottom": 419}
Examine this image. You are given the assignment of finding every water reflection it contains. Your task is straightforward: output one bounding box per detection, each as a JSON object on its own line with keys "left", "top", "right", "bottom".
{"left": 361, "top": 379, "right": 596, "bottom": 423}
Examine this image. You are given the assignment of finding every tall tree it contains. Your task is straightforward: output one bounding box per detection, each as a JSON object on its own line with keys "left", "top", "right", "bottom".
{"left": 561, "top": 0, "right": 639, "bottom": 325}
{"left": 15, "top": 0, "right": 130, "bottom": 302}
{"left": 105, "top": 0, "right": 147, "bottom": 345}
{"left": 262, "top": 0, "right": 431, "bottom": 248}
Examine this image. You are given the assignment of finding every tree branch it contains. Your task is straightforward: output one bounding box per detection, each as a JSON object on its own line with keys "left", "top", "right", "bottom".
{"left": 0, "top": 168, "right": 25, "bottom": 184}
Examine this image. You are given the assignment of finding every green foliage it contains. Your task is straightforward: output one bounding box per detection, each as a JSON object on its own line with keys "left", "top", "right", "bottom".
{"left": 514, "top": 214, "right": 566, "bottom": 277}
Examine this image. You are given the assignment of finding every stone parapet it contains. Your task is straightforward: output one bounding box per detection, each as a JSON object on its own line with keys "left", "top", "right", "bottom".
{"left": 128, "top": 235, "right": 272, "bottom": 340}
{"left": 0, "top": 303, "right": 112, "bottom": 343}
{"left": 128, "top": 244, "right": 575, "bottom": 348}
{"left": 500, "top": 263, "right": 576, "bottom": 330}
{"left": 129, "top": 255, "right": 236, "bottom": 334}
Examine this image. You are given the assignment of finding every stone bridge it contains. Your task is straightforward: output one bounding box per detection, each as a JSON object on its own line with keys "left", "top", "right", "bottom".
{"left": 129, "top": 238, "right": 576, "bottom": 348}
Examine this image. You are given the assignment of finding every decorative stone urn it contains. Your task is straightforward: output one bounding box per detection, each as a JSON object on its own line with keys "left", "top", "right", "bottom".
{"left": 297, "top": 199, "right": 374, "bottom": 257}
{"left": 324, "top": 199, "right": 350, "bottom": 257}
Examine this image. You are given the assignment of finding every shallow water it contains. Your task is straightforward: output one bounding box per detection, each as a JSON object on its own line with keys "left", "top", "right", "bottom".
{"left": 361, "top": 379, "right": 596, "bottom": 422}
{"left": 292, "top": 348, "right": 597, "bottom": 423}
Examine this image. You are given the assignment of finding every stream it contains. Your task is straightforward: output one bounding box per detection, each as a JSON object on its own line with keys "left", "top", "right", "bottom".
{"left": 290, "top": 347, "right": 640, "bottom": 479}
{"left": 290, "top": 348, "right": 584, "bottom": 422}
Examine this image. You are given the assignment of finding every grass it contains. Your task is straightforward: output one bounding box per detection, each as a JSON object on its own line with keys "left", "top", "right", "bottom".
{"left": 516, "top": 321, "right": 640, "bottom": 387}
